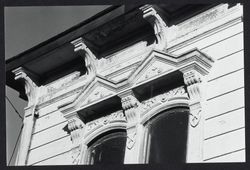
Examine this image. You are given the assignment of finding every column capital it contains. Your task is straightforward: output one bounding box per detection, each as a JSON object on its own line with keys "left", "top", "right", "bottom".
{"left": 68, "top": 116, "right": 85, "bottom": 145}
{"left": 119, "top": 91, "right": 140, "bottom": 127}
{"left": 182, "top": 70, "right": 203, "bottom": 103}
{"left": 183, "top": 70, "right": 202, "bottom": 86}
{"left": 67, "top": 115, "right": 85, "bottom": 165}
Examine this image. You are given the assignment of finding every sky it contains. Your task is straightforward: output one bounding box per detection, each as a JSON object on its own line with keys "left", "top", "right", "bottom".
{"left": 5, "top": 5, "right": 110, "bottom": 165}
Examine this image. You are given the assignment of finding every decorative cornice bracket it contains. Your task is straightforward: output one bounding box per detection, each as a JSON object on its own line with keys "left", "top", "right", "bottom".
{"left": 119, "top": 90, "right": 141, "bottom": 150}
{"left": 68, "top": 116, "right": 84, "bottom": 145}
{"left": 67, "top": 115, "right": 85, "bottom": 164}
{"left": 183, "top": 70, "right": 202, "bottom": 103}
{"left": 71, "top": 37, "right": 97, "bottom": 77}
{"left": 140, "top": 5, "right": 168, "bottom": 51}
{"left": 119, "top": 91, "right": 140, "bottom": 127}
{"left": 182, "top": 70, "right": 203, "bottom": 127}
{"left": 12, "top": 67, "right": 38, "bottom": 108}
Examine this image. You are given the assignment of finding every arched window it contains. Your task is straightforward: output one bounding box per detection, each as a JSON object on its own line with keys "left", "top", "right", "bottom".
{"left": 86, "top": 130, "right": 127, "bottom": 164}
{"left": 144, "top": 107, "right": 189, "bottom": 164}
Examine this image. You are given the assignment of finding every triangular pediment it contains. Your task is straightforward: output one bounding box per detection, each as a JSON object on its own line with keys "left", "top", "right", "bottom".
{"left": 74, "top": 76, "right": 117, "bottom": 109}
{"left": 130, "top": 50, "right": 178, "bottom": 85}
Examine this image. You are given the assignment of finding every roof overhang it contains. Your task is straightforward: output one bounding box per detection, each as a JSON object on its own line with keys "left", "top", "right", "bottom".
{"left": 5, "top": 4, "right": 215, "bottom": 100}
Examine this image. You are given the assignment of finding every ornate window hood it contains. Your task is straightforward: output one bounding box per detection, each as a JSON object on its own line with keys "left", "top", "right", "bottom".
{"left": 59, "top": 47, "right": 214, "bottom": 121}
{"left": 58, "top": 42, "right": 214, "bottom": 164}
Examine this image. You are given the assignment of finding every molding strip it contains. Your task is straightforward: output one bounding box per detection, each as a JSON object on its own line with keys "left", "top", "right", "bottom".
{"left": 203, "top": 148, "right": 245, "bottom": 161}
{"left": 204, "top": 126, "right": 245, "bottom": 141}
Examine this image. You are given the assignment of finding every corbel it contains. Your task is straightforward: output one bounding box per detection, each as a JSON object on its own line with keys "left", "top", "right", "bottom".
{"left": 181, "top": 68, "right": 206, "bottom": 163}
{"left": 12, "top": 67, "right": 39, "bottom": 165}
{"left": 65, "top": 112, "right": 86, "bottom": 165}
{"left": 140, "top": 5, "right": 168, "bottom": 51}
{"left": 183, "top": 70, "right": 203, "bottom": 127}
{"left": 12, "top": 67, "right": 38, "bottom": 109}
{"left": 71, "top": 37, "right": 97, "bottom": 78}
{"left": 119, "top": 90, "right": 143, "bottom": 163}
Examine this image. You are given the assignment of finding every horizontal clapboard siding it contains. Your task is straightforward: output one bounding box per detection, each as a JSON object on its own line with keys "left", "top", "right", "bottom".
{"left": 203, "top": 128, "right": 245, "bottom": 160}
{"left": 28, "top": 95, "right": 72, "bottom": 164}
{"left": 204, "top": 107, "right": 244, "bottom": 139}
{"left": 34, "top": 110, "right": 67, "bottom": 134}
{"left": 202, "top": 32, "right": 243, "bottom": 60}
{"left": 38, "top": 93, "right": 78, "bottom": 117}
{"left": 26, "top": 6, "right": 244, "bottom": 165}
{"left": 170, "top": 10, "right": 245, "bottom": 162}
{"left": 205, "top": 87, "right": 244, "bottom": 119}
{"left": 170, "top": 21, "right": 243, "bottom": 55}
{"left": 30, "top": 121, "right": 69, "bottom": 149}
{"left": 207, "top": 50, "right": 243, "bottom": 81}
{"left": 27, "top": 136, "right": 72, "bottom": 165}
{"left": 38, "top": 105, "right": 58, "bottom": 117}
{"left": 204, "top": 149, "right": 245, "bottom": 162}
{"left": 32, "top": 150, "right": 72, "bottom": 165}
{"left": 206, "top": 69, "right": 244, "bottom": 100}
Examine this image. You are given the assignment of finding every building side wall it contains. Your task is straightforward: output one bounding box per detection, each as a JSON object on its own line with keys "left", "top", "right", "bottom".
{"left": 25, "top": 4, "right": 244, "bottom": 165}
{"left": 27, "top": 96, "right": 75, "bottom": 165}
{"left": 170, "top": 14, "right": 244, "bottom": 161}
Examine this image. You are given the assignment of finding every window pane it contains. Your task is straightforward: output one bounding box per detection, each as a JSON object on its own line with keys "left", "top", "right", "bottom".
{"left": 87, "top": 131, "right": 127, "bottom": 164}
{"left": 146, "top": 108, "right": 189, "bottom": 164}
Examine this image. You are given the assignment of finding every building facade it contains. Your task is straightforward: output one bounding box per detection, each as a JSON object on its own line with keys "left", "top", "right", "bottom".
{"left": 6, "top": 4, "right": 244, "bottom": 165}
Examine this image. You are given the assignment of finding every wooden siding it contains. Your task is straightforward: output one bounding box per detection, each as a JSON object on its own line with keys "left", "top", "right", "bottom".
{"left": 26, "top": 5, "right": 244, "bottom": 165}
{"left": 172, "top": 12, "right": 244, "bottom": 162}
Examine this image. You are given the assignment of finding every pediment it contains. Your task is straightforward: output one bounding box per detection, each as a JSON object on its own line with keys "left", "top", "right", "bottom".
{"left": 74, "top": 76, "right": 117, "bottom": 109}
{"left": 130, "top": 51, "right": 178, "bottom": 85}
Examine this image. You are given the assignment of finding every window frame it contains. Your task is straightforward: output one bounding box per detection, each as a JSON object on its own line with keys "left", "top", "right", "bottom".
{"left": 142, "top": 107, "right": 190, "bottom": 164}
{"left": 81, "top": 122, "right": 127, "bottom": 164}
{"left": 139, "top": 98, "right": 190, "bottom": 163}
{"left": 85, "top": 129, "right": 127, "bottom": 165}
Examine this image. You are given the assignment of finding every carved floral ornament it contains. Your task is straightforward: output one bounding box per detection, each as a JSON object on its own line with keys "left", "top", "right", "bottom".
{"left": 56, "top": 27, "right": 213, "bottom": 164}
{"left": 10, "top": 4, "right": 235, "bottom": 165}
{"left": 127, "top": 131, "right": 137, "bottom": 150}
{"left": 85, "top": 110, "right": 126, "bottom": 134}
{"left": 139, "top": 86, "right": 188, "bottom": 116}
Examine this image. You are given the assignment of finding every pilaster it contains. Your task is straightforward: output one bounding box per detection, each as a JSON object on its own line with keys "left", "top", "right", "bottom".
{"left": 12, "top": 67, "right": 39, "bottom": 165}
{"left": 119, "top": 91, "right": 143, "bottom": 163}
{"left": 65, "top": 113, "right": 86, "bottom": 165}
{"left": 182, "top": 69, "right": 205, "bottom": 162}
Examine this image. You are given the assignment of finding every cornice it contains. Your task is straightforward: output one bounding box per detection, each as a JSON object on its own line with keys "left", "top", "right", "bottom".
{"left": 168, "top": 4, "right": 243, "bottom": 53}
{"left": 58, "top": 47, "right": 213, "bottom": 118}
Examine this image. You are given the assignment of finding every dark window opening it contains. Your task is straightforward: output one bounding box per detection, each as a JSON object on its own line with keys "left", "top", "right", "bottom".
{"left": 86, "top": 130, "right": 127, "bottom": 164}
{"left": 145, "top": 107, "right": 189, "bottom": 164}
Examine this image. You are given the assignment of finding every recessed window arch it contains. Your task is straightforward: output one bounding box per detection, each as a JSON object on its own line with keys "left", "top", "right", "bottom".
{"left": 143, "top": 107, "right": 189, "bottom": 164}
{"left": 86, "top": 129, "right": 127, "bottom": 165}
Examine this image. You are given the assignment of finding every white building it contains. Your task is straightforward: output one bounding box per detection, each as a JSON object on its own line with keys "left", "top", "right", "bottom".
{"left": 6, "top": 4, "right": 245, "bottom": 165}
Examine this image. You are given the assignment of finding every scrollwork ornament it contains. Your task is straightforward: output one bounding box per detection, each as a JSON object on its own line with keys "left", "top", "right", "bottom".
{"left": 140, "top": 5, "right": 168, "bottom": 50}
{"left": 71, "top": 145, "right": 82, "bottom": 164}
{"left": 86, "top": 111, "right": 126, "bottom": 133}
{"left": 68, "top": 117, "right": 84, "bottom": 145}
{"left": 126, "top": 132, "right": 137, "bottom": 150}
{"left": 71, "top": 37, "right": 97, "bottom": 77}
{"left": 140, "top": 86, "right": 187, "bottom": 114}
{"left": 189, "top": 109, "right": 201, "bottom": 127}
